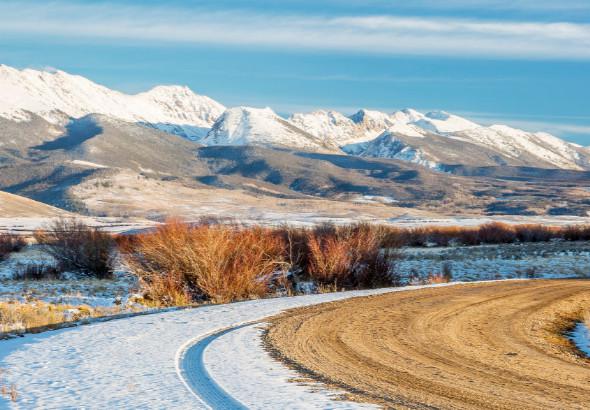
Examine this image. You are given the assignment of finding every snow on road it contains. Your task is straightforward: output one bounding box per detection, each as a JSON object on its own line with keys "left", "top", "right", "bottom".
{"left": 0, "top": 284, "right": 458, "bottom": 409}
{"left": 203, "top": 323, "right": 377, "bottom": 409}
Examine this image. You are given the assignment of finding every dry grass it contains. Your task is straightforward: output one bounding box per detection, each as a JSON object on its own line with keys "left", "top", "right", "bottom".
{"left": 0, "top": 368, "right": 16, "bottom": 403}
{"left": 123, "top": 219, "right": 289, "bottom": 305}
{"left": 0, "top": 300, "right": 117, "bottom": 336}
{"left": 34, "top": 218, "right": 115, "bottom": 279}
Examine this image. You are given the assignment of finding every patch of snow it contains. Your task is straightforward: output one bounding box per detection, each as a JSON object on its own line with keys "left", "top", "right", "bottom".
{"left": 568, "top": 322, "right": 590, "bottom": 357}
{"left": 204, "top": 323, "right": 377, "bottom": 409}
{"left": 357, "top": 131, "right": 441, "bottom": 170}
{"left": 398, "top": 242, "right": 590, "bottom": 282}
{"left": 69, "top": 160, "right": 108, "bottom": 169}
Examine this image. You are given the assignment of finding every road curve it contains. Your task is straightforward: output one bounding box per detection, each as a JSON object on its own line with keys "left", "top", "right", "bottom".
{"left": 177, "top": 324, "right": 251, "bottom": 410}
{"left": 266, "top": 279, "right": 590, "bottom": 410}
{"left": 0, "top": 284, "right": 419, "bottom": 408}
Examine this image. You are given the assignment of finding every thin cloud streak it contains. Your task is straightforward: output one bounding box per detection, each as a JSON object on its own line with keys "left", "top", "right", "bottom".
{"left": 351, "top": 0, "right": 590, "bottom": 12}
{"left": 1, "top": 1, "right": 589, "bottom": 59}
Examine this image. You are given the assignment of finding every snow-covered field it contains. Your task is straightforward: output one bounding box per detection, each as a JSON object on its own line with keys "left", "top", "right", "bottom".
{"left": 0, "top": 217, "right": 155, "bottom": 235}
{"left": 0, "top": 245, "right": 137, "bottom": 308}
{"left": 398, "top": 241, "right": 590, "bottom": 281}
{"left": 0, "top": 284, "right": 458, "bottom": 408}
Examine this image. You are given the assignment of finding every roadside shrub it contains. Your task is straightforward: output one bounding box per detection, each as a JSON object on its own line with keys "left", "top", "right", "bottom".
{"left": 306, "top": 223, "right": 398, "bottom": 289}
{"left": 0, "top": 233, "right": 26, "bottom": 261}
{"left": 34, "top": 218, "right": 115, "bottom": 279}
{"left": 124, "top": 219, "right": 288, "bottom": 305}
{"left": 379, "top": 226, "right": 406, "bottom": 248}
{"left": 426, "top": 273, "right": 451, "bottom": 284}
{"left": 441, "top": 261, "right": 453, "bottom": 282}
{"left": 278, "top": 225, "right": 310, "bottom": 275}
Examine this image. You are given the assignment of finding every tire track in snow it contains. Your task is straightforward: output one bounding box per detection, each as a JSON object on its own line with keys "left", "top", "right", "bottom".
{"left": 177, "top": 324, "right": 252, "bottom": 410}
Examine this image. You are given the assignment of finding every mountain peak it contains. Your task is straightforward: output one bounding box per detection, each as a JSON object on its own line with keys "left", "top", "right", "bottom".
{"left": 143, "top": 84, "right": 194, "bottom": 96}
{"left": 0, "top": 63, "right": 225, "bottom": 139}
{"left": 349, "top": 108, "right": 391, "bottom": 125}
{"left": 424, "top": 110, "right": 451, "bottom": 120}
{"left": 204, "top": 106, "right": 338, "bottom": 152}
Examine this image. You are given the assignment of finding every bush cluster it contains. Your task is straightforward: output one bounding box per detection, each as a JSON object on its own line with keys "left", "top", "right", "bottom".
{"left": 0, "top": 233, "right": 26, "bottom": 261}
{"left": 34, "top": 218, "right": 115, "bottom": 279}
{"left": 380, "top": 222, "right": 580, "bottom": 248}
{"left": 122, "top": 220, "right": 288, "bottom": 305}
{"left": 24, "top": 218, "right": 590, "bottom": 308}
{"left": 121, "top": 220, "right": 400, "bottom": 306}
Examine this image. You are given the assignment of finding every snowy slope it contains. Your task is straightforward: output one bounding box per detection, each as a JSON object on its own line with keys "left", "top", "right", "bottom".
{"left": 357, "top": 131, "right": 441, "bottom": 170}
{"left": 293, "top": 106, "right": 589, "bottom": 170}
{"left": 203, "top": 106, "right": 340, "bottom": 152}
{"left": 290, "top": 108, "right": 395, "bottom": 147}
{"left": 412, "top": 110, "right": 480, "bottom": 134}
{"left": 454, "top": 125, "right": 585, "bottom": 170}
{"left": 0, "top": 65, "right": 225, "bottom": 140}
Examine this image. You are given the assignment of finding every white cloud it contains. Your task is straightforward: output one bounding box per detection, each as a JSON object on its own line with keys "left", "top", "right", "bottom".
{"left": 0, "top": 1, "right": 589, "bottom": 59}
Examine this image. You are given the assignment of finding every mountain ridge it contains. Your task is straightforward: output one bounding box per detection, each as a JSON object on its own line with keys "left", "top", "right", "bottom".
{"left": 0, "top": 64, "right": 587, "bottom": 171}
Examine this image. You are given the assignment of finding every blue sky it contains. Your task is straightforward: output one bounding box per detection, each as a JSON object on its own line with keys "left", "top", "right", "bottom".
{"left": 1, "top": 0, "right": 589, "bottom": 144}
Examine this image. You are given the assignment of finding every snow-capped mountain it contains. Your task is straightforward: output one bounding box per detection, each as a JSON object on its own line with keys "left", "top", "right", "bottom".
{"left": 357, "top": 132, "right": 440, "bottom": 170}
{"left": 290, "top": 108, "right": 395, "bottom": 148}
{"left": 0, "top": 64, "right": 587, "bottom": 171}
{"left": 453, "top": 125, "right": 586, "bottom": 170}
{"left": 293, "top": 106, "right": 589, "bottom": 170}
{"left": 0, "top": 65, "right": 225, "bottom": 140}
{"left": 203, "top": 107, "right": 340, "bottom": 152}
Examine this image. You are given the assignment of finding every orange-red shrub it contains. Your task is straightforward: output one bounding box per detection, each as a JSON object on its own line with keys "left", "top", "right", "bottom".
{"left": 306, "top": 223, "right": 398, "bottom": 288}
{"left": 123, "top": 219, "right": 288, "bottom": 305}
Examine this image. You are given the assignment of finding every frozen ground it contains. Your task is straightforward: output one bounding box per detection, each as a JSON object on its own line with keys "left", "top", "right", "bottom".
{"left": 0, "top": 246, "right": 137, "bottom": 307}
{"left": 0, "top": 217, "right": 155, "bottom": 235}
{"left": 398, "top": 241, "right": 590, "bottom": 282}
{"left": 2, "top": 214, "right": 590, "bottom": 235}
{"left": 387, "top": 214, "right": 590, "bottom": 227}
{"left": 0, "top": 284, "right": 459, "bottom": 409}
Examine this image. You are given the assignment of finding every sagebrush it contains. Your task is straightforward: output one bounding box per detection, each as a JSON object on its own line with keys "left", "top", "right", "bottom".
{"left": 34, "top": 218, "right": 115, "bottom": 279}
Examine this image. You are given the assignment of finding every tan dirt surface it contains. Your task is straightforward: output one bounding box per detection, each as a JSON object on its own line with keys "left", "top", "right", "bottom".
{"left": 265, "top": 280, "right": 590, "bottom": 409}
{"left": 0, "top": 191, "right": 66, "bottom": 217}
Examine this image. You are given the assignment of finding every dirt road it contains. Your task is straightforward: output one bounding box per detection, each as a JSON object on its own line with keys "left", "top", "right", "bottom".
{"left": 265, "top": 280, "right": 590, "bottom": 409}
